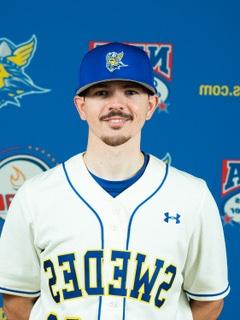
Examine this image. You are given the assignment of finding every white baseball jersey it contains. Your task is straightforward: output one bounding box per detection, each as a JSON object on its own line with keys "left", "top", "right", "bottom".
{"left": 0, "top": 153, "right": 229, "bottom": 320}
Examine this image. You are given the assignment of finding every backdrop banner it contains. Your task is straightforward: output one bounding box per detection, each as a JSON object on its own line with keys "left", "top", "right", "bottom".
{"left": 0, "top": 1, "right": 239, "bottom": 319}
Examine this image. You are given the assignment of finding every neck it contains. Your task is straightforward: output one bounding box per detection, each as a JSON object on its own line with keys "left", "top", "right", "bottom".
{"left": 83, "top": 134, "right": 144, "bottom": 180}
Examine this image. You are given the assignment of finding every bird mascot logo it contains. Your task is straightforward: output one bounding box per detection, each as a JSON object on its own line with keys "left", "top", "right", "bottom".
{"left": 106, "top": 51, "right": 128, "bottom": 72}
{"left": 0, "top": 35, "right": 49, "bottom": 109}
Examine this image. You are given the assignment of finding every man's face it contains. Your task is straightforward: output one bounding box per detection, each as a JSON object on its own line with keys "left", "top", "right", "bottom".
{"left": 74, "top": 81, "right": 158, "bottom": 147}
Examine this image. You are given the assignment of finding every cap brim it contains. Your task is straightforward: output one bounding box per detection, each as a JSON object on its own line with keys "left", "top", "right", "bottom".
{"left": 76, "top": 78, "right": 156, "bottom": 95}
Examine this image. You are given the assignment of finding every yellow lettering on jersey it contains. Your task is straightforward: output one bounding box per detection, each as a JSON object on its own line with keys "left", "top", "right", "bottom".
{"left": 47, "top": 314, "right": 80, "bottom": 320}
{"left": 108, "top": 250, "right": 130, "bottom": 296}
{"left": 44, "top": 259, "right": 61, "bottom": 303}
{"left": 130, "top": 253, "right": 164, "bottom": 303}
{"left": 84, "top": 250, "right": 104, "bottom": 295}
{"left": 154, "top": 264, "right": 177, "bottom": 308}
{"left": 47, "top": 313, "right": 58, "bottom": 320}
{"left": 58, "top": 253, "right": 83, "bottom": 300}
{"left": 43, "top": 249, "right": 177, "bottom": 308}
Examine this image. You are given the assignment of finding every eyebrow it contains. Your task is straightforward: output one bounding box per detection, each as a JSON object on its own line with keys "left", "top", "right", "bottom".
{"left": 122, "top": 83, "right": 143, "bottom": 89}
{"left": 91, "top": 83, "right": 109, "bottom": 89}
{"left": 90, "top": 82, "right": 143, "bottom": 90}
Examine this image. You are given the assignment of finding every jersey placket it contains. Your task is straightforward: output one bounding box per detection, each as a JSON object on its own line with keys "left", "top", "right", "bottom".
{"left": 100, "top": 203, "right": 129, "bottom": 320}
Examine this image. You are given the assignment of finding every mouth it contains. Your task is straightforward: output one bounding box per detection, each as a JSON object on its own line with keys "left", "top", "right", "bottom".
{"left": 100, "top": 112, "right": 133, "bottom": 129}
{"left": 102, "top": 117, "right": 130, "bottom": 129}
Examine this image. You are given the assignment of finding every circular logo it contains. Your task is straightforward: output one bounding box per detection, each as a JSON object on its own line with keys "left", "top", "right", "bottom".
{"left": 223, "top": 193, "right": 240, "bottom": 224}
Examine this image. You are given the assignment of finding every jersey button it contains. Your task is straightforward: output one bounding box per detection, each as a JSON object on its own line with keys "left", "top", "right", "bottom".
{"left": 109, "top": 301, "right": 118, "bottom": 308}
{"left": 111, "top": 225, "right": 118, "bottom": 231}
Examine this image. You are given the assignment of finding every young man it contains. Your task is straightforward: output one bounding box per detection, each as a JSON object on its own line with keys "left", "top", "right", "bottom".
{"left": 0, "top": 42, "right": 229, "bottom": 319}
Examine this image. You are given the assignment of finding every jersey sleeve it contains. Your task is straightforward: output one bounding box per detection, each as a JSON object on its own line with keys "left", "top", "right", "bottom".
{"left": 0, "top": 183, "right": 41, "bottom": 297}
{"left": 183, "top": 182, "right": 230, "bottom": 301}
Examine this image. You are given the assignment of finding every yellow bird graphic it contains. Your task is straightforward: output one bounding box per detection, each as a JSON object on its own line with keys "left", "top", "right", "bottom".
{"left": 7, "top": 38, "right": 35, "bottom": 67}
{"left": 0, "top": 35, "right": 49, "bottom": 109}
{"left": 106, "top": 51, "right": 128, "bottom": 72}
{"left": 0, "top": 64, "right": 10, "bottom": 88}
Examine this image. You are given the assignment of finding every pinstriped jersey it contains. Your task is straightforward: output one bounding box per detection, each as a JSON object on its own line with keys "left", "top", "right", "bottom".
{"left": 0, "top": 153, "right": 230, "bottom": 320}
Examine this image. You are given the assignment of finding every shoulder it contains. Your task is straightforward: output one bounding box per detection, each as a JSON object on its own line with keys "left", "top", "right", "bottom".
{"left": 149, "top": 153, "right": 208, "bottom": 194}
{"left": 21, "top": 163, "right": 63, "bottom": 193}
{"left": 17, "top": 153, "right": 83, "bottom": 197}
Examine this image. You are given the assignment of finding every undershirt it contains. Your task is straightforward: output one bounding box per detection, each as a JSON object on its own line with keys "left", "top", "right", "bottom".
{"left": 89, "top": 153, "right": 149, "bottom": 197}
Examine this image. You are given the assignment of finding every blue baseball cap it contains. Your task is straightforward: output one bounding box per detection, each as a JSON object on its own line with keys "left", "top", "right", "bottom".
{"left": 76, "top": 42, "right": 156, "bottom": 95}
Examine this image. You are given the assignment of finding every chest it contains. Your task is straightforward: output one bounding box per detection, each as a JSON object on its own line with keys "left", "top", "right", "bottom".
{"left": 33, "top": 187, "right": 192, "bottom": 269}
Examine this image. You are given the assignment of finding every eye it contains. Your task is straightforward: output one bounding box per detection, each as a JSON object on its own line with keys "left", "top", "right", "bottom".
{"left": 125, "top": 89, "right": 139, "bottom": 96}
{"left": 94, "top": 90, "right": 108, "bottom": 97}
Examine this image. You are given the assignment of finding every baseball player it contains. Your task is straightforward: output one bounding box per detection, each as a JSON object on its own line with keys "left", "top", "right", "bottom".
{"left": 0, "top": 42, "right": 229, "bottom": 320}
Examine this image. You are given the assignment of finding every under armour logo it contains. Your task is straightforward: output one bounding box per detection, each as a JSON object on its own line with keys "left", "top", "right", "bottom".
{"left": 164, "top": 212, "right": 181, "bottom": 224}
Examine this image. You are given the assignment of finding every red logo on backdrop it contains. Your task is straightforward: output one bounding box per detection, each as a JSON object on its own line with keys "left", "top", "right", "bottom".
{"left": 222, "top": 160, "right": 240, "bottom": 196}
{"left": 89, "top": 41, "right": 173, "bottom": 112}
{"left": 221, "top": 160, "right": 240, "bottom": 225}
{"left": 0, "top": 194, "right": 13, "bottom": 211}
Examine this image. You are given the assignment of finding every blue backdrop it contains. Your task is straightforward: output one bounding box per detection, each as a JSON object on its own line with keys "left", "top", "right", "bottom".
{"left": 0, "top": 1, "right": 239, "bottom": 318}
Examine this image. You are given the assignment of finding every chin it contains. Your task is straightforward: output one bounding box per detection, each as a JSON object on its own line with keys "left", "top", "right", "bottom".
{"left": 101, "top": 135, "right": 131, "bottom": 147}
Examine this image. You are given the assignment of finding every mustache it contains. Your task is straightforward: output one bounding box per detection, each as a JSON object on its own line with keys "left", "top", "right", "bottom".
{"left": 100, "top": 110, "right": 133, "bottom": 121}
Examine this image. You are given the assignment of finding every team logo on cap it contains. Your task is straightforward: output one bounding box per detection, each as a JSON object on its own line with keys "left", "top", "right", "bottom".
{"left": 106, "top": 51, "right": 128, "bottom": 72}
{"left": 0, "top": 35, "right": 49, "bottom": 109}
{"left": 221, "top": 160, "right": 240, "bottom": 225}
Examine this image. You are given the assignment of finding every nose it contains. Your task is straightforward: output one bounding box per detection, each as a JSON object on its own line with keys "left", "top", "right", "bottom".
{"left": 108, "top": 103, "right": 124, "bottom": 111}
{"left": 106, "top": 91, "right": 126, "bottom": 110}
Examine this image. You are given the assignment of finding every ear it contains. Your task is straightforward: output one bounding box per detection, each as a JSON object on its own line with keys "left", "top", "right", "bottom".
{"left": 146, "top": 95, "right": 159, "bottom": 120}
{"left": 74, "top": 95, "right": 87, "bottom": 120}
